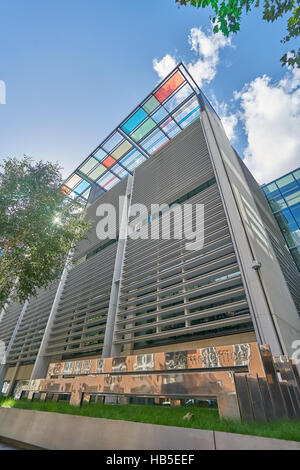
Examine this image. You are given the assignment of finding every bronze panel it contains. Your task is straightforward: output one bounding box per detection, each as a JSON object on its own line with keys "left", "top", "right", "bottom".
{"left": 257, "top": 377, "right": 275, "bottom": 422}
{"left": 246, "top": 375, "right": 266, "bottom": 422}
{"left": 235, "top": 374, "right": 254, "bottom": 422}
{"left": 280, "top": 382, "right": 296, "bottom": 420}
{"left": 259, "top": 347, "right": 288, "bottom": 420}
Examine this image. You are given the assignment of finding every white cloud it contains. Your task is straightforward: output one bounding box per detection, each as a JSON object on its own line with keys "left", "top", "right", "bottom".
{"left": 235, "top": 68, "right": 300, "bottom": 184}
{"left": 212, "top": 99, "right": 238, "bottom": 142}
{"left": 153, "top": 54, "right": 177, "bottom": 80}
{"left": 187, "top": 28, "right": 231, "bottom": 87}
{"left": 152, "top": 27, "right": 232, "bottom": 87}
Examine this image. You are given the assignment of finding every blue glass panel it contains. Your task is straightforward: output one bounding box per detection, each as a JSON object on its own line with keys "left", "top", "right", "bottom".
{"left": 290, "top": 202, "right": 300, "bottom": 227}
{"left": 151, "top": 107, "right": 168, "bottom": 124}
{"left": 122, "top": 108, "right": 148, "bottom": 134}
{"left": 140, "top": 128, "right": 169, "bottom": 155}
{"left": 111, "top": 163, "right": 128, "bottom": 179}
{"left": 103, "top": 132, "right": 123, "bottom": 152}
{"left": 73, "top": 180, "right": 90, "bottom": 195}
{"left": 97, "top": 171, "right": 119, "bottom": 191}
{"left": 275, "top": 208, "right": 300, "bottom": 247}
{"left": 164, "top": 83, "right": 193, "bottom": 113}
{"left": 93, "top": 148, "right": 107, "bottom": 161}
{"left": 120, "top": 149, "right": 146, "bottom": 172}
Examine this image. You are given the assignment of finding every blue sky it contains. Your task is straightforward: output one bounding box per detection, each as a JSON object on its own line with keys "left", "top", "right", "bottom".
{"left": 0, "top": 0, "right": 299, "bottom": 184}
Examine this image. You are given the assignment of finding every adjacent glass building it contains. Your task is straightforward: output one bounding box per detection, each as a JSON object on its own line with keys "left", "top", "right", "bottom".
{"left": 262, "top": 168, "right": 300, "bottom": 271}
{"left": 1, "top": 64, "right": 300, "bottom": 396}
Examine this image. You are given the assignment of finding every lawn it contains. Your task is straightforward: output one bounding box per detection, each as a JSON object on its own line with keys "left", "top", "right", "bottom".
{"left": 1, "top": 397, "right": 300, "bottom": 442}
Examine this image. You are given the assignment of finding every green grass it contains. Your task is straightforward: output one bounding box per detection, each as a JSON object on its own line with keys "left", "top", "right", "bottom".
{"left": 1, "top": 397, "right": 300, "bottom": 442}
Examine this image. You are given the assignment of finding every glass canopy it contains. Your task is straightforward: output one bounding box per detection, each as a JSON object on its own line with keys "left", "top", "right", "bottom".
{"left": 61, "top": 63, "right": 201, "bottom": 205}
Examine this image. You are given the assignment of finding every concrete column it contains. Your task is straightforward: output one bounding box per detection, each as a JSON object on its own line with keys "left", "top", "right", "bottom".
{"left": 30, "top": 255, "right": 73, "bottom": 380}
{"left": 102, "top": 175, "right": 134, "bottom": 358}
{"left": 0, "top": 300, "right": 28, "bottom": 394}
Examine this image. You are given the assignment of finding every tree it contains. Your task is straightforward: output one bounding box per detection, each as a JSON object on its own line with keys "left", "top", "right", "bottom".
{"left": 175, "top": 0, "right": 300, "bottom": 68}
{"left": 0, "top": 157, "right": 90, "bottom": 308}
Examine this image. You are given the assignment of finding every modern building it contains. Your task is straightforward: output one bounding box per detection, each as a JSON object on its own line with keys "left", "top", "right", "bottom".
{"left": 1, "top": 63, "right": 300, "bottom": 396}
{"left": 262, "top": 168, "right": 300, "bottom": 272}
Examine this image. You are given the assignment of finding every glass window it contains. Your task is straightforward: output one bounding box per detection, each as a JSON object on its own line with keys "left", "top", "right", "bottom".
{"left": 151, "top": 106, "right": 168, "bottom": 124}
{"left": 120, "top": 149, "right": 146, "bottom": 172}
{"left": 89, "top": 164, "right": 106, "bottom": 180}
{"left": 290, "top": 202, "right": 300, "bottom": 226}
{"left": 285, "top": 190, "right": 300, "bottom": 208}
{"left": 111, "top": 140, "right": 132, "bottom": 160}
{"left": 81, "top": 187, "right": 91, "bottom": 200}
{"left": 65, "top": 174, "right": 82, "bottom": 189}
{"left": 142, "top": 96, "right": 160, "bottom": 114}
{"left": 293, "top": 168, "right": 300, "bottom": 183}
{"left": 79, "top": 157, "right": 98, "bottom": 175}
{"left": 173, "top": 96, "right": 200, "bottom": 127}
{"left": 103, "top": 132, "right": 123, "bottom": 153}
{"left": 276, "top": 174, "right": 295, "bottom": 189}
{"left": 154, "top": 71, "right": 185, "bottom": 103}
{"left": 73, "top": 180, "right": 90, "bottom": 195}
{"left": 160, "top": 118, "right": 180, "bottom": 138}
{"left": 130, "top": 118, "right": 156, "bottom": 142}
{"left": 61, "top": 185, "right": 71, "bottom": 195}
{"left": 111, "top": 163, "right": 128, "bottom": 178}
{"left": 93, "top": 148, "right": 107, "bottom": 162}
{"left": 275, "top": 208, "right": 300, "bottom": 247}
{"left": 164, "top": 83, "right": 193, "bottom": 113}
{"left": 140, "top": 128, "right": 169, "bottom": 154}
{"left": 122, "top": 108, "right": 148, "bottom": 134}
{"left": 102, "top": 156, "right": 116, "bottom": 168}
{"left": 97, "top": 171, "right": 119, "bottom": 190}
{"left": 263, "top": 182, "right": 278, "bottom": 197}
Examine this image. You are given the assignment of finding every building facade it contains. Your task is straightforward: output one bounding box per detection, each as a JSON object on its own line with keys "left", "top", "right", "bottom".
{"left": 262, "top": 168, "right": 300, "bottom": 272}
{"left": 1, "top": 64, "right": 300, "bottom": 396}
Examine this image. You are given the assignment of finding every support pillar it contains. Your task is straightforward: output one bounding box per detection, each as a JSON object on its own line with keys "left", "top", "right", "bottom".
{"left": 30, "top": 254, "right": 73, "bottom": 380}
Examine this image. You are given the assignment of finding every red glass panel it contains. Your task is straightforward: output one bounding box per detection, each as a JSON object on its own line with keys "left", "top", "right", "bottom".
{"left": 154, "top": 71, "right": 185, "bottom": 103}
{"left": 102, "top": 156, "right": 116, "bottom": 168}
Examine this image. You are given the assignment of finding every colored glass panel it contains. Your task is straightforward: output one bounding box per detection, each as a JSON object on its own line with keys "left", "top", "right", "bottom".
{"left": 97, "top": 171, "right": 118, "bottom": 190}
{"left": 131, "top": 118, "right": 156, "bottom": 142}
{"left": 142, "top": 96, "right": 160, "bottom": 114}
{"left": 293, "top": 169, "right": 300, "bottom": 183}
{"left": 93, "top": 148, "right": 107, "bottom": 161}
{"left": 140, "top": 128, "right": 169, "bottom": 155}
{"left": 122, "top": 108, "right": 147, "bottom": 134}
{"left": 120, "top": 150, "right": 146, "bottom": 172}
{"left": 61, "top": 185, "right": 70, "bottom": 195}
{"left": 111, "top": 163, "right": 128, "bottom": 179}
{"left": 65, "top": 174, "right": 82, "bottom": 189}
{"left": 154, "top": 71, "right": 185, "bottom": 103}
{"left": 73, "top": 180, "right": 90, "bottom": 195}
{"left": 276, "top": 174, "right": 295, "bottom": 189}
{"left": 103, "top": 132, "right": 123, "bottom": 152}
{"left": 81, "top": 187, "right": 91, "bottom": 200}
{"left": 173, "top": 96, "right": 200, "bottom": 127}
{"left": 111, "top": 140, "right": 132, "bottom": 160}
{"left": 151, "top": 107, "right": 168, "bottom": 124}
{"left": 80, "top": 157, "right": 98, "bottom": 175}
{"left": 160, "top": 118, "right": 180, "bottom": 137}
{"left": 89, "top": 164, "right": 106, "bottom": 180}
{"left": 102, "top": 156, "right": 116, "bottom": 168}
{"left": 164, "top": 83, "right": 193, "bottom": 113}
